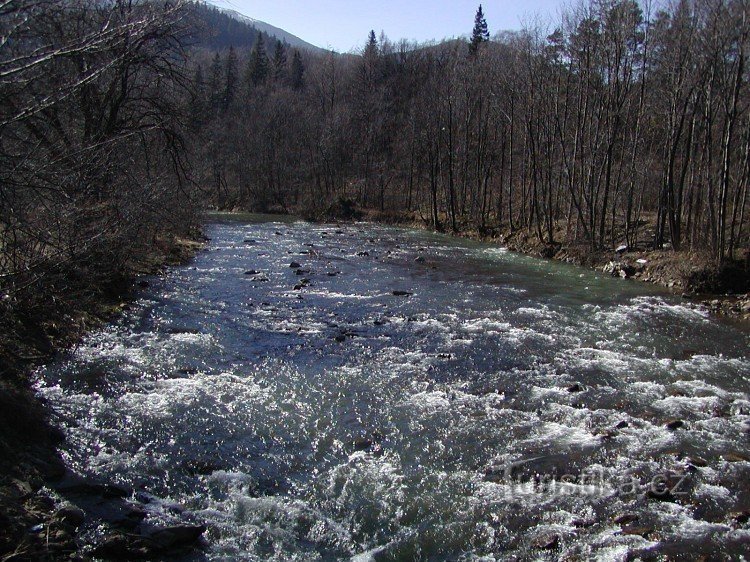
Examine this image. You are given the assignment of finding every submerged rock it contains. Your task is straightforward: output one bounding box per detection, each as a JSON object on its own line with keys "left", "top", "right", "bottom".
{"left": 146, "top": 525, "right": 206, "bottom": 551}
{"left": 620, "top": 525, "right": 653, "bottom": 538}
{"left": 289, "top": 261, "right": 301, "bottom": 268}
{"left": 532, "top": 533, "right": 560, "bottom": 550}
{"left": 613, "top": 513, "right": 639, "bottom": 525}
{"left": 93, "top": 524, "right": 206, "bottom": 559}
{"left": 54, "top": 473, "right": 130, "bottom": 499}
{"left": 665, "top": 419, "right": 685, "bottom": 430}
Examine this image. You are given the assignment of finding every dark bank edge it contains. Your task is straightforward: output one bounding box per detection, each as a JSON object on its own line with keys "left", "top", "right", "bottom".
{"left": 0, "top": 234, "right": 205, "bottom": 561}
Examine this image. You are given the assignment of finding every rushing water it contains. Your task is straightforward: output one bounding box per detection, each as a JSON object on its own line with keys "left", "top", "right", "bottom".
{"left": 37, "top": 215, "right": 750, "bottom": 560}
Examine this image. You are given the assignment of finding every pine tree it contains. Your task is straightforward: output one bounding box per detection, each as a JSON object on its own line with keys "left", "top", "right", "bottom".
{"left": 361, "top": 30, "right": 380, "bottom": 87}
{"left": 364, "top": 30, "right": 378, "bottom": 60}
{"left": 248, "top": 34, "right": 269, "bottom": 87}
{"left": 223, "top": 45, "right": 238, "bottom": 112}
{"left": 272, "top": 40, "right": 287, "bottom": 82}
{"left": 208, "top": 51, "right": 223, "bottom": 111}
{"left": 290, "top": 49, "right": 305, "bottom": 90}
{"left": 469, "top": 4, "right": 490, "bottom": 55}
{"left": 189, "top": 64, "right": 206, "bottom": 128}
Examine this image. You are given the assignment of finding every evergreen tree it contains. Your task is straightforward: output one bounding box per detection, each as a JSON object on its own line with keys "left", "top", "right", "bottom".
{"left": 469, "top": 4, "right": 490, "bottom": 55}
{"left": 248, "top": 34, "right": 269, "bottom": 87}
{"left": 290, "top": 49, "right": 305, "bottom": 90}
{"left": 223, "top": 45, "right": 238, "bottom": 112}
{"left": 208, "top": 51, "right": 223, "bottom": 111}
{"left": 361, "top": 30, "right": 380, "bottom": 86}
{"left": 189, "top": 63, "right": 206, "bottom": 128}
{"left": 272, "top": 39, "right": 288, "bottom": 82}
{"left": 364, "top": 30, "right": 378, "bottom": 59}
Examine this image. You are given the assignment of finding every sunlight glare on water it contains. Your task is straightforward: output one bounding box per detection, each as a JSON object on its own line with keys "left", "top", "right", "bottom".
{"left": 37, "top": 215, "right": 750, "bottom": 560}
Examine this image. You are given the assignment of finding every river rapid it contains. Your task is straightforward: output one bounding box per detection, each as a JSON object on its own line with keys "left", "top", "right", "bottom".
{"left": 36, "top": 215, "right": 750, "bottom": 560}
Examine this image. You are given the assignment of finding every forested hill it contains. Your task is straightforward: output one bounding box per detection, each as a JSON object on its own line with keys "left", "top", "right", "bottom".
{"left": 188, "top": 2, "right": 321, "bottom": 52}
{"left": 187, "top": 2, "right": 262, "bottom": 50}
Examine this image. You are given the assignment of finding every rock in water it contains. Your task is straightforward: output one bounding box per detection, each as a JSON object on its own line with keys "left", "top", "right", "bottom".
{"left": 532, "top": 533, "right": 560, "bottom": 550}
{"left": 146, "top": 524, "right": 207, "bottom": 551}
{"left": 54, "top": 506, "right": 85, "bottom": 528}
{"left": 665, "top": 419, "right": 685, "bottom": 430}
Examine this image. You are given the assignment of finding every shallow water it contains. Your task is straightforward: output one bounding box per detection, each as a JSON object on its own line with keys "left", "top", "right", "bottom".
{"left": 37, "top": 215, "right": 750, "bottom": 560}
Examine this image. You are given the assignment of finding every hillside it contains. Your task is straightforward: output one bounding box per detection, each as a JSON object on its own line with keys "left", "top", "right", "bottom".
{"left": 189, "top": 1, "right": 323, "bottom": 52}
{"left": 219, "top": 7, "right": 325, "bottom": 53}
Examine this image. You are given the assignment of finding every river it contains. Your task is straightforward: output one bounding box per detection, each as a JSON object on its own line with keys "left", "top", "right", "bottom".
{"left": 36, "top": 214, "right": 750, "bottom": 560}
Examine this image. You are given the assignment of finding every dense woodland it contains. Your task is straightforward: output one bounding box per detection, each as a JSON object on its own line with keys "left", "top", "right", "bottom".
{"left": 0, "top": 0, "right": 201, "bottom": 360}
{"left": 1, "top": 0, "right": 749, "bottom": 347}
{"left": 193, "top": 0, "right": 750, "bottom": 266}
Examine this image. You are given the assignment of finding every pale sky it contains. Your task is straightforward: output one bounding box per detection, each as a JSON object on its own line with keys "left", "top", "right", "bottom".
{"left": 208, "top": 1, "right": 565, "bottom": 53}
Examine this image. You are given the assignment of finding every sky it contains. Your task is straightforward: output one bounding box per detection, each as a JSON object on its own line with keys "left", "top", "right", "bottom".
{"left": 208, "top": 0, "right": 565, "bottom": 53}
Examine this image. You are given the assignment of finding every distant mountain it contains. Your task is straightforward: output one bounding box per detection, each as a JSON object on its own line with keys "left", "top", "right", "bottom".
{"left": 217, "top": 8, "right": 325, "bottom": 53}
{"left": 191, "top": 1, "right": 324, "bottom": 53}
{"left": 188, "top": 2, "right": 261, "bottom": 50}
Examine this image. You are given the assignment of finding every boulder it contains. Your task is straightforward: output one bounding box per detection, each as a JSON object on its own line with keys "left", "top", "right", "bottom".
{"left": 54, "top": 506, "right": 85, "bottom": 528}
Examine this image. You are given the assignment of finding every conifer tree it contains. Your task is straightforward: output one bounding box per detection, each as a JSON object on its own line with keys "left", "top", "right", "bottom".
{"left": 361, "top": 30, "right": 380, "bottom": 87}
{"left": 364, "top": 30, "right": 378, "bottom": 60}
{"left": 209, "top": 51, "right": 223, "bottom": 111}
{"left": 223, "top": 45, "right": 238, "bottom": 112}
{"left": 249, "top": 34, "right": 269, "bottom": 87}
{"left": 469, "top": 5, "right": 490, "bottom": 55}
{"left": 189, "top": 63, "right": 206, "bottom": 128}
{"left": 272, "top": 39, "right": 287, "bottom": 82}
{"left": 290, "top": 49, "right": 305, "bottom": 90}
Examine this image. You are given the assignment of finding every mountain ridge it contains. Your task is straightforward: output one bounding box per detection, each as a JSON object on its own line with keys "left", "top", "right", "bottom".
{"left": 206, "top": 2, "right": 326, "bottom": 53}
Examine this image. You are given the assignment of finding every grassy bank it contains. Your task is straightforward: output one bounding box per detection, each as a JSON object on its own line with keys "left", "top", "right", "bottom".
{"left": 0, "top": 233, "right": 204, "bottom": 561}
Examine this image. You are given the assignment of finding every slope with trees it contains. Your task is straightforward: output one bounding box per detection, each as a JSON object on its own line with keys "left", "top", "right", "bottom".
{"left": 189, "top": 1, "right": 749, "bottom": 292}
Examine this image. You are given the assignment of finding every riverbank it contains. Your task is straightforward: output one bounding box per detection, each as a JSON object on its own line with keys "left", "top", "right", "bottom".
{"left": 355, "top": 208, "right": 750, "bottom": 323}
{"left": 0, "top": 233, "right": 205, "bottom": 561}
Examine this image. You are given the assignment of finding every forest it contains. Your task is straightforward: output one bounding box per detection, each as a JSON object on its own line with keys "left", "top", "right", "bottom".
{"left": 1, "top": 0, "right": 749, "bottom": 365}
{"left": 192, "top": 0, "right": 750, "bottom": 268}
